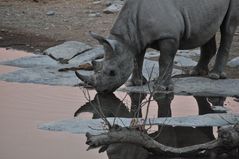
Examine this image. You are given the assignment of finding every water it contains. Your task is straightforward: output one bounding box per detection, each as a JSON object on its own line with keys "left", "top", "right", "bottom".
{"left": 73, "top": 92, "right": 239, "bottom": 159}
{"left": 0, "top": 48, "right": 238, "bottom": 159}
{"left": 0, "top": 48, "right": 107, "bottom": 159}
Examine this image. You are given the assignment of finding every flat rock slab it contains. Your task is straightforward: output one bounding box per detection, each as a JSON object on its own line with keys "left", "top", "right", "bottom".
{"left": 0, "top": 55, "right": 60, "bottom": 68}
{"left": 0, "top": 46, "right": 105, "bottom": 85}
{"left": 142, "top": 59, "right": 183, "bottom": 80}
{"left": 145, "top": 51, "right": 160, "bottom": 59}
{"left": 0, "top": 43, "right": 238, "bottom": 97}
{"left": 38, "top": 113, "right": 239, "bottom": 135}
{"left": 177, "top": 49, "right": 200, "bottom": 57}
{"left": 174, "top": 56, "right": 197, "bottom": 67}
{"left": 145, "top": 50, "right": 198, "bottom": 67}
{"left": 68, "top": 47, "right": 104, "bottom": 66}
{"left": 227, "top": 57, "right": 239, "bottom": 68}
{"left": 0, "top": 55, "right": 182, "bottom": 86}
{"left": 120, "top": 77, "right": 239, "bottom": 97}
{"left": 103, "top": 3, "right": 123, "bottom": 14}
{"left": 145, "top": 49, "right": 200, "bottom": 59}
{"left": 0, "top": 67, "right": 92, "bottom": 86}
{"left": 44, "top": 41, "right": 92, "bottom": 61}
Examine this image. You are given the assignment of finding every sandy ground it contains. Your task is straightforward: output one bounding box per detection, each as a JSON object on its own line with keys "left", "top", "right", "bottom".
{"left": 0, "top": 0, "right": 238, "bottom": 55}
{"left": 0, "top": 0, "right": 115, "bottom": 51}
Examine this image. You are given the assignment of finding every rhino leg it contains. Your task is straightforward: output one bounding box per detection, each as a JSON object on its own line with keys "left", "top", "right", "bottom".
{"left": 127, "top": 50, "right": 147, "bottom": 86}
{"left": 209, "top": 11, "right": 238, "bottom": 79}
{"left": 154, "top": 39, "right": 178, "bottom": 91}
{"left": 191, "top": 35, "right": 216, "bottom": 76}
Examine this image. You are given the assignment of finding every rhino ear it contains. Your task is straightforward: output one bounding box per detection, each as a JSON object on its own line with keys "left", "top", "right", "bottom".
{"left": 89, "top": 31, "right": 117, "bottom": 58}
{"left": 89, "top": 31, "right": 107, "bottom": 44}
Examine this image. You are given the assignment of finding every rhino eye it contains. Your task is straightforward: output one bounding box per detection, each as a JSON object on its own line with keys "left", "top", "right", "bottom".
{"left": 109, "top": 70, "right": 116, "bottom": 76}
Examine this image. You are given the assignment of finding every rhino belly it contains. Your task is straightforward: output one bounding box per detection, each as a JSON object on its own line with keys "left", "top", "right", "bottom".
{"left": 177, "top": 0, "right": 229, "bottom": 49}
{"left": 179, "top": 32, "right": 216, "bottom": 50}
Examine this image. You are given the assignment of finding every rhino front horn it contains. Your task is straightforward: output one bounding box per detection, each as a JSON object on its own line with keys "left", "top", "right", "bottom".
{"left": 75, "top": 71, "right": 95, "bottom": 86}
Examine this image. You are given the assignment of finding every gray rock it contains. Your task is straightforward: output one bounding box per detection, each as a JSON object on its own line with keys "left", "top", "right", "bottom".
{"left": 177, "top": 49, "right": 200, "bottom": 57}
{"left": 34, "top": 49, "right": 41, "bottom": 54}
{"left": 89, "top": 13, "right": 101, "bottom": 17}
{"left": 145, "top": 50, "right": 198, "bottom": 67}
{"left": 43, "top": 41, "right": 92, "bottom": 61}
{"left": 145, "top": 50, "right": 200, "bottom": 59}
{"left": 39, "top": 113, "right": 239, "bottom": 135}
{"left": 103, "top": 3, "right": 123, "bottom": 14}
{"left": 93, "top": 1, "right": 101, "bottom": 4}
{"left": 211, "top": 106, "right": 230, "bottom": 113}
{"left": 105, "top": 0, "right": 124, "bottom": 6}
{"left": 0, "top": 36, "right": 3, "bottom": 40}
{"left": 227, "top": 57, "right": 239, "bottom": 67}
{"left": 145, "top": 51, "right": 160, "bottom": 59}
{"left": 46, "top": 11, "right": 55, "bottom": 16}
{"left": 0, "top": 55, "right": 60, "bottom": 68}
{"left": 174, "top": 56, "right": 197, "bottom": 67}
{"left": 0, "top": 50, "right": 184, "bottom": 86}
{"left": 1, "top": 29, "right": 6, "bottom": 32}
{"left": 105, "top": 1, "right": 112, "bottom": 6}
{"left": 173, "top": 77, "right": 239, "bottom": 96}
{"left": 68, "top": 47, "right": 104, "bottom": 65}
{"left": 142, "top": 59, "right": 183, "bottom": 80}
{"left": 172, "top": 68, "right": 184, "bottom": 76}
{"left": 120, "top": 77, "right": 239, "bottom": 97}
{"left": 85, "top": 10, "right": 96, "bottom": 14}
{"left": 0, "top": 46, "right": 107, "bottom": 86}
{"left": 0, "top": 67, "right": 92, "bottom": 86}
{"left": 142, "top": 59, "right": 159, "bottom": 79}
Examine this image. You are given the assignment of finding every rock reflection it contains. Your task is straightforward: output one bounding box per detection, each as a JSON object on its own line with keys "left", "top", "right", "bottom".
{"left": 75, "top": 92, "right": 233, "bottom": 159}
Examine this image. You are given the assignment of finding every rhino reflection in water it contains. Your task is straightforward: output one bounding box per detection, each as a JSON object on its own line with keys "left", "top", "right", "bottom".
{"left": 74, "top": 93, "right": 150, "bottom": 159}
{"left": 76, "top": 0, "right": 239, "bottom": 93}
{"left": 74, "top": 93, "right": 131, "bottom": 118}
{"left": 76, "top": 93, "right": 229, "bottom": 158}
{"left": 107, "top": 94, "right": 226, "bottom": 159}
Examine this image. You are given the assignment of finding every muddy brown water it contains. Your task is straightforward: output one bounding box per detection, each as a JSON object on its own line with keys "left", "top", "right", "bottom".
{"left": 0, "top": 48, "right": 238, "bottom": 159}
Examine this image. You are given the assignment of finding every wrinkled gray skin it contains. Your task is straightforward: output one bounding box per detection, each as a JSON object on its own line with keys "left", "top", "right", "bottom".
{"left": 76, "top": 0, "right": 239, "bottom": 93}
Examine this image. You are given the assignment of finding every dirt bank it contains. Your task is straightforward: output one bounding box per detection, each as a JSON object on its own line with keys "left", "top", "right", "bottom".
{"left": 0, "top": 0, "right": 238, "bottom": 78}
{"left": 0, "top": 0, "right": 115, "bottom": 51}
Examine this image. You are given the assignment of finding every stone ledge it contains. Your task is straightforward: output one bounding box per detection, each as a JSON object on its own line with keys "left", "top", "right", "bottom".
{"left": 119, "top": 77, "right": 239, "bottom": 97}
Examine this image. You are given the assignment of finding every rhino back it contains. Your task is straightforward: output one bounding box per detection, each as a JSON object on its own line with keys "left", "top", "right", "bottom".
{"left": 111, "top": 0, "right": 231, "bottom": 50}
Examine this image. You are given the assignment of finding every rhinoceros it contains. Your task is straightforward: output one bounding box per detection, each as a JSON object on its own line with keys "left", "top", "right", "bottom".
{"left": 76, "top": 0, "right": 239, "bottom": 93}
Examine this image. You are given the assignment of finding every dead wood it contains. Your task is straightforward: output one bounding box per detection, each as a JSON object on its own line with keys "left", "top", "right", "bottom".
{"left": 86, "top": 124, "right": 239, "bottom": 157}
{"left": 58, "top": 63, "right": 93, "bottom": 72}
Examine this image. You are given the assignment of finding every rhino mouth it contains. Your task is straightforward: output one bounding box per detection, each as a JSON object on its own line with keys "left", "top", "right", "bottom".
{"left": 75, "top": 70, "right": 122, "bottom": 93}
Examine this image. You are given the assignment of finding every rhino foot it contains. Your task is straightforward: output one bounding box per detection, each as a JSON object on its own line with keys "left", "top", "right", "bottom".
{"left": 126, "top": 77, "right": 147, "bottom": 86}
{"left": 190, "top": 66, "right": 209, "bottom": 76}
{"left": 208, "top": 71, "right": 227, "bottom": 79}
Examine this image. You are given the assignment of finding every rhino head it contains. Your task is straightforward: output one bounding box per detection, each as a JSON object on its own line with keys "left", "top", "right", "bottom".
{"left": 75, "top": 32, "right": 134, "bottom": 93}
